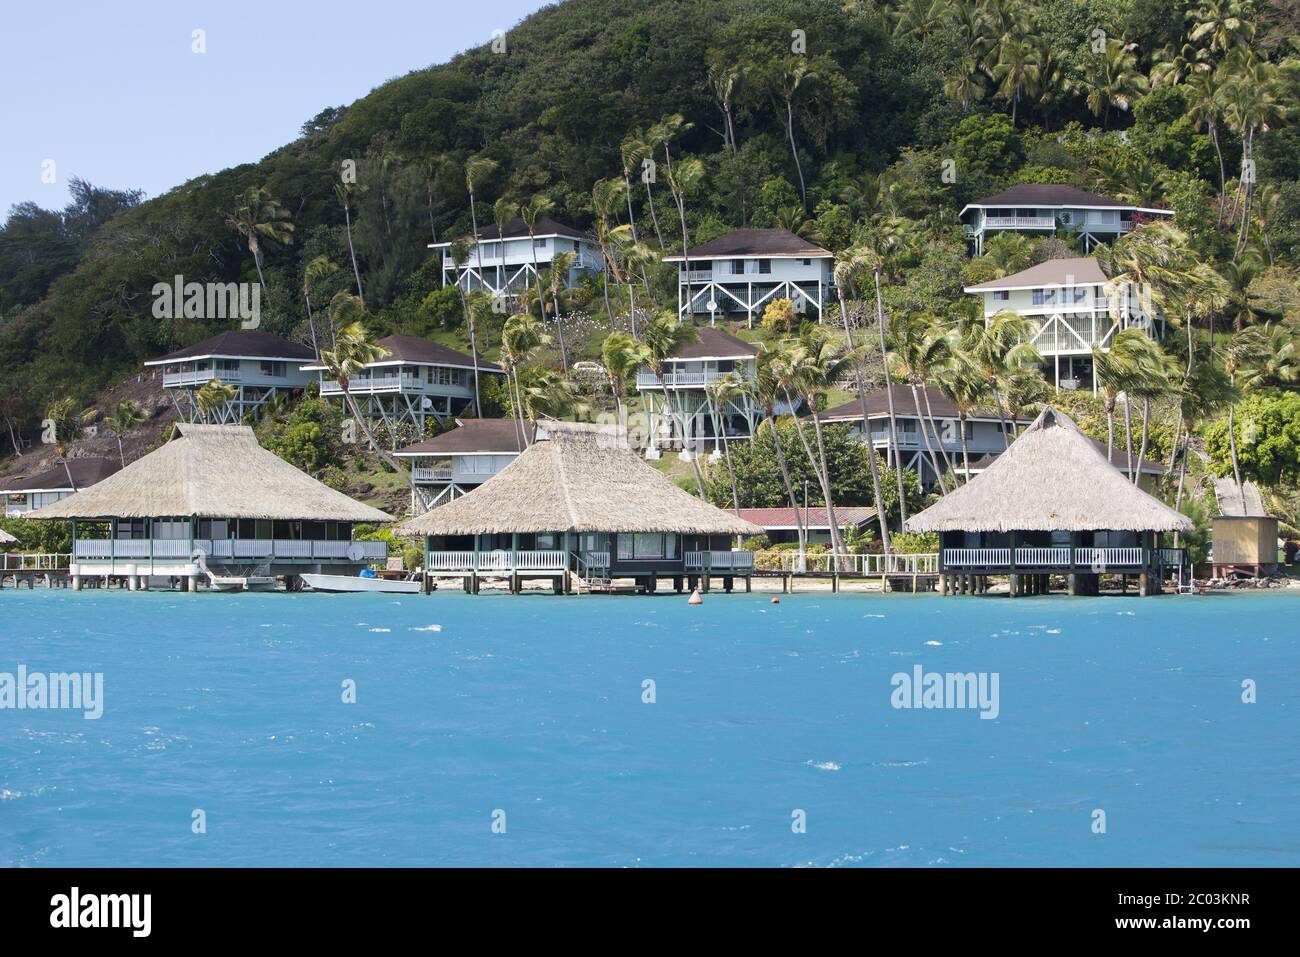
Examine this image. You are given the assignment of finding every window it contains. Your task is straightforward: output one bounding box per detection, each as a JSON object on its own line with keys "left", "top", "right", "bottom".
{"left": 801, "top": 258, "right": 811, "bottom": 266}
{"left": 432, "top": 367, "right": 461, "bottom": 387}
{"left": 1032, "top": 288, "right": 1058, "bottom": 305}
{"left": 260, "top": 360, "right": 286, "bottom": 377}
{"left": 731, "top": 259, "right": 745, "bottom": 275}
{"left": 993, "top": 290, "right": 1009, "bottom": 301}
{"left": 633, "top": 533, "right": 664, "bottom": 559}
{"left": 536, "top": 533, "right": 557, "bottom": 549}
{"left": 533, "top": 238, "right": 546, "bottom": 249}
{"left": 617, "top": 535, "right": 633, "bottom": 560}
{"left": 757, "top": 259, "right": 771, "bottom": 274}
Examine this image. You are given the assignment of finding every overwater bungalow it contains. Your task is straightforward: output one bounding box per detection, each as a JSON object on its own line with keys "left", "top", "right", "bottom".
{"left": 394, "top": 417, "right": 532, "bottom": 512}
{"left": 29, "top": 423, "right": 391, "bottom": 591}
{"left": 1, "top": 457, "right": 121, "bottom": 517}
{"left": 397, "top": 422, "right": 761, "bottom": 594}
{"left": 144, "top": 330, "right": 317, "bottom": 423}
{"left": 906, "top": 406, "right": 1191, "bottom": 596}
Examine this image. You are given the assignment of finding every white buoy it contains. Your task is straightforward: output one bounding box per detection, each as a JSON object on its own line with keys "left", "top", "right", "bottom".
{"left": 688, "top": 588, "right": 703, "bottom": 605}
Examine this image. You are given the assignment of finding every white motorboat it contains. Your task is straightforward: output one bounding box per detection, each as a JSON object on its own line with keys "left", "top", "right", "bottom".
{"left": 300, "top": 572, "right": 424, "bottom": 594}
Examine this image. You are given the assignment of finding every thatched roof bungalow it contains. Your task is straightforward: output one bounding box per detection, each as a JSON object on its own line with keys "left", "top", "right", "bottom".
{"left": 29, "top": 423, "right": 392, "bottom": 586}
{"left": 906, "top": 407, "right": 1191, "bottom": 595}
{"left": 398, "top": 422, "right": 761, "bottom": 593}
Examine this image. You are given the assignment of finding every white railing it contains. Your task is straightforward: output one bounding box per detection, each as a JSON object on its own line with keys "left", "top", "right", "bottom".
{"left": 163, "top": 369, "right": 243, "bottom": 387}
{"left": 984, "top": 216, "right": 1055, "bottom": 229}
{"left": 636, "top": 369, "right": 751, "bottom": 389}
{"left": 74, "top": 539, "right": 386, "bottom": 562}
{"left": 759, "top": 551, "right": 938, "bottom": 574}
{"left": 1, "top": 553, "right": 70, "bottom": 571}
{"left": 944, "top": 548, "right": 1012, "bottom": 567}
{"left": 413, "top": 467, "right": 453, "bottom": 483}
{"left": 320, "top": 375, "right": 419, "bottom": 395}
{"left": 581, "top": 551, "right": 610, "bottom": 569}
{"left": 685, "top": 270, "right": 714, "bottom": 282}
{"left": 426, "top": 550, "right": 477, "bottom": 571}
{"left": 425, "top": 549, "right": 568, "bottom": 572}
{"left": 1014, "top": 547, "right": 1072, "bottom": 566}
{"left": 684, "top": 550, "right": 755, "bottom": 571}
{"left": 1076, "top": 547, "right": 1145, "bottom": 568}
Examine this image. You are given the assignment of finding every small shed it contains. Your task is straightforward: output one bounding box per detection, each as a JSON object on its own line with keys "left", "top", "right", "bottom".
{"left": 1211, "top": 516, "right": 1279, "bottom": 577}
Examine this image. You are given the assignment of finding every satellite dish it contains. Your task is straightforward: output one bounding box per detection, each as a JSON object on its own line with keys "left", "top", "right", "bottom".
{"left": 421, "top": 397, "right": 433, "bottom": 409}
{"left": 706, "top": 300, "right": 717, "bottom": 312}
{"left": 346, "top": 543, "right": 365, "bottom": 562}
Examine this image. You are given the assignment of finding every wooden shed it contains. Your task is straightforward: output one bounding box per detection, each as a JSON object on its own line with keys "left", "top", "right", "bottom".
{"left": 1211, "top": 516, "right": 1279, "bottom": 577}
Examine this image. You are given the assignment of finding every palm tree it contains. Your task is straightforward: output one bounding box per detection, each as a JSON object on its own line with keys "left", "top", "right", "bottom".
{"left": 610, "top": 224, "right": 658, "bottom": 338}
{"left": 934, "top": 353, "right": 989, "bottom": 484}
{"left": 748, "top": 346, "right": 808, "bottom": 560}
{"left": 591, "top": 178, "right": 627, "bottom": 320}
{"left": 966, "top": 311, "right": 1041, "bottom": 441}
{"left": 520, "top": 369, "right": 583, "bottom": 424}
{"left": 519, "top": 194, "right": 554, "bottom": 318}
{"left": 491, "top": 197, "right": 519, "bottom": 296}
{"left": 640, "top": 313, "right": 706, "bottom": 497}
{"left": 1184, "top": 69, "right": 1229, "bottom": 223}
{"left": 664, "top": 157, "right": 705, "bottom": 308}
{"left": 619, "top": 132, "right": 650, "bottom": 243}
{"left": 992, "top": 35, "right": 1040, "bottom": 126}
{"left": 302, "top": 256, "right": 340, "bottom": 357}
{"left": 704, "top": 372, "right": 744, "bottom": 513}
{"left": 1188, "top": 0, "right": 1256, "bottom": 54}
{"left": 773, "top": 58, "right": 817, "bottom": 206}
{"left": 196, "top": 379, "right": 237, "bottom": 423}
{"left": 887, "top": 313, "right": 956, "bottom": 493}
{"left": 319, "top": 310, "right": 418, "bottom": 501}
{"left": 104, "top": 399, "right": 147, "bottom": 468}
{"left": 1220, "top": 53, "right": 1289, "bottom": 257}
{"left": 1079, "top": 38, "right": 1148, "bottom": 129}
{"left": 1172, "top": 361, "right": 1235, "bottom": 527}
{"left": 833, "top": 248, "right": 891, "bottom": 553}
{"left": 333, "top": 182, "right": 365, "bottom": 303}
{"left": 1127, "top": 340, "right": 1175, "bottom": 484}
{"left": 861, "top": 243, "right": 908, "bottom": 524}
{"left": 546, "top": 250, "right": 575, "bottom": 372}
{"left": 226, "top": 186, "right": 294, "bottom": 296}
{"left": 1092, "top": 328, "right": 1162, "bottom": 466}
{"left": 645, "top": 115, "right": 686, "bottom": 248}
{"left": 601, "top": 332, "right": 646, "bottom": 426}
{"left": 465, "top": 155, "right": 498, "bottom": 297}
{"left": 447, "top": 238, "right": 483, "bottom": 416}
{"left": 501, "top": 313, "right": 548, "bottom": 449}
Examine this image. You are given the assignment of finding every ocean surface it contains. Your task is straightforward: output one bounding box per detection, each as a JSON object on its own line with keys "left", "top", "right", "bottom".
{"left": 1, "top": 589, "right": 1296, "bottom": 867}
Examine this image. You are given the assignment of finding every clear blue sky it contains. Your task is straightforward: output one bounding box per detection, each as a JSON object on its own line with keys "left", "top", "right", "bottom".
{"left": 0, "top": 0, "right": 551, "bottom": 216}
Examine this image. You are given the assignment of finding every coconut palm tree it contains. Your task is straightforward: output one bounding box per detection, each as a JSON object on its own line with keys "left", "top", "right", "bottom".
{"left": 664, "top": 157, "right": 705, "bottom": 306}
{"left": 591, "top": 178, "right": 627, "bottom": 320}
{"left": 519, "top": 194, "right": 554, "bottom": 321}
{"left": 860, "top": 244, "right": 908, "bottom": 524}
{"left": 196, "top": 379, "right": 237, "bottom": 423}
{"left": 546, "top": 250, "right": 575, "bottom": 372}
{"left": 1092, "top": 328, "right": 1163, "bottom": 467}
{"left": 934, "top": 353, "right": 989, "bottom": 484}
{"left": 1184, "top": 69, "right": 1229, "bottom": 223}
{"left": 992, "top": 34, "right": 1040, "bottom": 126}
{"left": 333, "top": 182, "right": 365, "bottom": 303}
{"left": 319, "top": 309, "right": 418, "bottom": 500}
{"left": 302, "top": 256, "right": 340, "bottom": 357}
{"left": 646, "top": 115, "right": 686, "bottom": 248}
{"left": 1220, "top": 53, "right": 1289, "bottom": 257}
{"left": 226, "top": 186, "right": 295, "bottom": 296}
{"left": 640, "top": 313, "right": 706, "bottom": 497}
{"left": 491, "top": 197, "right": 519, "bottom": 296}
{"left": 746, "top": 347, "right": 809, "bottom": 559}
{"left": 965, "top": 310, "right": 1041, "bottom": 441}
{"left": 887, "top": 313, "right": 956, "bottom": 493}
{"left": 704, "top": 372, "right": 745, "bottom": 513}
{"left": 773, "top": 58, "right": 817, "bottom": 206}
{"left": 601, "top": 332, "right": 646, "bottom": 426}
{"left": 610, "top": 224, "right": 658, "bottom": 338}
{"left": 1172, "top": 361, "right": 1235, "bottom": 529}
{"left": 833, "top": 247, "right": 891, "bottom": 552}
{"left": 465, "top": 155, "right": 498, "bottom": 296}
{"left": 501, "top": 313, "right": 548, "bottom": 450}
{"left": 104, "top": 399, "right": 147, "bottom": 468}
{"left": 619, "top": 132, "right": 650, "bottom": 243}
{"left": 446, "top": 238, "right": 483, "bottom": 416}
{"left": 1079, "top": 38, "right": 1148, "bottom": 129}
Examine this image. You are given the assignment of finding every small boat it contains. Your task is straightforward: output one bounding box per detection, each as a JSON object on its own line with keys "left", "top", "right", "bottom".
{"left": 300, "top": 571, "right": 423, "bottom": 594}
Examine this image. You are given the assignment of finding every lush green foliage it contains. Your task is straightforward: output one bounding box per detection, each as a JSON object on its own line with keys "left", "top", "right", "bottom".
{"left": 1204, "top": 390, "right": 1300, "bottom": 485}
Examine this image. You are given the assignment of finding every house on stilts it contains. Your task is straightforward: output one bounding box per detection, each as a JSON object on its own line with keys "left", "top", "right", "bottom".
{"left": 906, "top": 406, "right": 1191, "bottom": 596}
{"left": 397, "top": 422, "right": 761, "bottom": 594}
{"left": 28, "top": 423, "right": 392, "bottom": 591}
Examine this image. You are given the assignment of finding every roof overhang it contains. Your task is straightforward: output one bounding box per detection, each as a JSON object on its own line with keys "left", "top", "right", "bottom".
{"left": 145, "top": 354, "right": 311, "bottom": 366}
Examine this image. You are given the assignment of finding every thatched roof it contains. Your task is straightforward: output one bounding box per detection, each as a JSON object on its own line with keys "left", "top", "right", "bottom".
{"left": 0, "top": 528, "right": 16, "bottom": 544}
{"left": 397, "top": 422, "right": 762, "bottom": 537}
{"left": 905, "top": 407, "right": 1192, "bottom": 533}
{"left": 27, "top": 424, "right": 393, "bottom": 523}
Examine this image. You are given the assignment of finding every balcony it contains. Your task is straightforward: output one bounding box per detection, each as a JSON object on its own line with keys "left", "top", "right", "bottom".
{"left": 412, "top": 467, "right": 453, "bottom": 483}
{"left": 425, "top": 550, "right": 569, "bottom": 573}
{"left": 982, "top": 216, "right": 1056, "bottom": 229}
{"left": 163, "top": 369, "right": 243, "bottom": 387}
{"left": 320, "top": 374, "right": 419, "bottom": 395}
{"left": 72, "top": 539, "right": 387, "bottom": 562}
{"left": 941, "top": 547, "right": 1181, "bottom": 571}
{"left": 636, "top": 369, "right": 750, "bottom": 389}
{"left": 683, "top": 550, "right": 755, "bottom": 571}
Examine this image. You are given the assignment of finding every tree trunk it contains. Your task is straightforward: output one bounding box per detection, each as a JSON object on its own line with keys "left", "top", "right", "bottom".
{"left": 785, "top": 99, "right": 807, "bottom": 207}
{"left": 911, "top": 384, "right": 949, "bottom": 495}
{"left": 873, "top": 268, "right": 907, "bottom": 525}
{"left": 808, "top": 406, "right": 847, "bottom": 566}
{"left": 1134, "top": 398, "right": 1150, "bottom": 486}
{"left": 1227, "top": 400, "right": 1246, "bottom": 515}
{"left": 838, "top": 289, "right": 891, "bottom": 554}
{"left": 766, "top": 413, "right": 807, "bottom": 564}
{"left": 343, "top": 204, "right": 364, "bottom": 304}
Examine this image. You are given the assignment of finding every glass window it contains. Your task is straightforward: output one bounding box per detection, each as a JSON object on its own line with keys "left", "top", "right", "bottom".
{"left": 993, "top": 290, "right": 1009, "bottom": 301}
{"left": 617, "top": 535, "right": 633, "bottom": 560}
{"left": 536, "top": 533, "right": 556, "bottom": 549}
{"left": 633, "top": 533, "right": 664, "bottom": 559}
{"left": 260, "top": 360, "right": 285, "bottom": 377}
{"left": 731, "top": 259, "right": 744, "bottom": 275}
{"left": 757, "top": 259, "right": 772, "bottom": 274}
{"left": 665, "top": 534, "right": 677, "bottom": 559}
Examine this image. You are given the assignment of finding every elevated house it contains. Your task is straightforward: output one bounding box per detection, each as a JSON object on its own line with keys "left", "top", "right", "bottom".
{"left": 397, "top": 422, "right": 761, "bottom": 594}
{"left": 662, "top": 228, "right": 834, "bottom": 324}
{"left": 304, "top": 335, "right": 504, "bottom": 432}
{"left": 29, "top": 424, "right": 391, "bottom": 591}
{"left": 734, "top": 506, "right": 877, "bottom": 546}
{"left": 395, "top": 417, "right": 533, "bottom": 513}
{"left": 1, "top": 457, "right": 121, "bottom": 517}
{"left": 144, "top": 330, "right": 317, "bottom": 423}
{"left": 818, "top": 385, "right": 1032, "bottom": 490}
{"left": 430, "top": 216, "right": 603, "bottom": 301}
{"left": 906, "top": 407, "right": 1191, "bottom": 596}
{"left": 960, "top": 185, "right": 1174, "bottom": 255}
{"left": 636, "top": 327, "right": 761, "bottom": 457}
{"left": 965, "top": 257, "right": 1163, "bottom": 392}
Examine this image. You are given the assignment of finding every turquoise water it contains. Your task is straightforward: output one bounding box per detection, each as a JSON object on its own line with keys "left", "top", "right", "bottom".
{"left": 1, "top": 589, "right": 1296, "bottom": 867}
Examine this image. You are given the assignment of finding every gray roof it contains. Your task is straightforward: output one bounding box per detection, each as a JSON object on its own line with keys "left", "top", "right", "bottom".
{"left": 670, "top": 327, "right": 757, "bottom": 360}
{"left": 145, "top": 330, "right": 315, "bottom": 365}
{"left": 961, "top": 184, "right": 1173, "bottom": 217}
{"left": 1214, "top": 477, "right": 1267, "bottom": 516}
{"left": 820, "top": 385, "right": 1018, "bottom": 423}
{"left": 0, "top": 457, "right": 121, "bottom": 493}
{"left": 663, "top": 228, "right": 832, "bottom": 261}
{"left": 965, "top": 257, "right": 1107, "bottom": 292}
{"left": 397, "top": 418, "right": 532, "bottom": 456}
{"left": 905, "top": 406, "right": 1192, "bottom": 533}
{"left": 305, "top": 335, "right": 503, "bottom": 373}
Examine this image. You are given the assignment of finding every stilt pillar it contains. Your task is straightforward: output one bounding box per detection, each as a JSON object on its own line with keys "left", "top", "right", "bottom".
{"left": 1009, "top": 573, "right": 1018, "bottom": 597}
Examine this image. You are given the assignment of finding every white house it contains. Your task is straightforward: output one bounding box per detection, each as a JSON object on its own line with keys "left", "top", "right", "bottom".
{"left": 305, "top": 335, "right": 504, "bottom": 432}
{"left": 1, "top": 457, "right": 121, "bottom": 517}
{"left": 961, "top": 185, "right": 1173, "bottom": 255}
{"left": 964, "top": 257, "right": 1164, "bottom": 392}
{"left": 819, "top": 385, "right": 1032, "bottom": 490}
{"left": 662, "top": 228, "right": 834, "bottom": 325}
{"left": 636, "top": 327, "right": 761, "bottom": 457}
{"left": 395, "top": 417, "right": 532, "bottom": 513}
{"left": 144, "top": 330, "right": 317, "bottom": 423}
{"left": 430, "top": 216, "right": 603, "bottom": 300}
